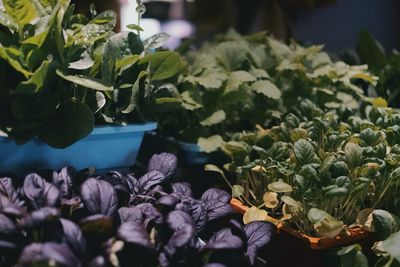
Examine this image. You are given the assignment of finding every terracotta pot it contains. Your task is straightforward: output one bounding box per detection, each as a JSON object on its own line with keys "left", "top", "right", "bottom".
{"left": 230, "top": 198, "right": 377, "bottom": 267}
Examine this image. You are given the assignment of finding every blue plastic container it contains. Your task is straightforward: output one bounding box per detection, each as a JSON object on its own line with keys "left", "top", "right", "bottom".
{"left": 138, "top": 132, "right": 222, "bottom": 166}
{"left": 0, "top": 122, "right": 157, "bottom": 175}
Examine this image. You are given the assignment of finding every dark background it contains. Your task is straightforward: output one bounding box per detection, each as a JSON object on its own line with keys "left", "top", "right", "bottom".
{"left": 71, "top": 0, "right": 400, "bottom": 52}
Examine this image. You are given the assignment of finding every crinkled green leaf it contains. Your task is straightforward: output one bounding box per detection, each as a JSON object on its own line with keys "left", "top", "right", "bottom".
{"left": 294, "top": 139, "right": 315, "bottom": 165}
{"left": 373, "top": 210, "right": 400, "bottom": 240}
{"left": 345, "top": 142, "right": 362, "bottom": 169}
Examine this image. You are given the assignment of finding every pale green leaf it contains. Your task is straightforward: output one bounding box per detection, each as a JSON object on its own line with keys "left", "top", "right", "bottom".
{"left": 180, "top": 91, "right": 202, "bottom": 111}
{"left": 232, "top": 185, "right": 244, "bottom": 198}
{"left": 198, "top": 135, "right": 224, "bottom": 153}
{"left": 225, "top": 71, "right": 256, "bottom": 93}
{"left": 381, "top": 231, "right": 400, "bottom": 262}
{"left": 57, "top": 70, "right": 113, "bottom": 92}
{"left": 268, "top": 180, "right": 293, "bottom": 193}
{"left": 143, "top": 32, "right": 170, "bottom": 49}
{"left": 251, "top": 80, "right": 281, "bottom": 99}
{"left": 3, "top": 0, "right": 36, "bottom": 27}
{"left": 200, "top": 110, "right": 226, "bottom": 126}
{"left": 185, "top": 69, "right": 227, "bottom": 89}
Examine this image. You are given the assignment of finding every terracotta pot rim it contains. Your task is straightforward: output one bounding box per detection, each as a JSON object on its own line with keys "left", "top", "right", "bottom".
{"left": 230, "top": 198, "right": 373, "bottom": 250}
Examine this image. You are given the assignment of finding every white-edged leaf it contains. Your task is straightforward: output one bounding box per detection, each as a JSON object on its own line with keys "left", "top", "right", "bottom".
{"left": 200, "top": 110, "right": 226, "bottom": 126}
{"left": 56, "top": 70, "right": 113, "bottom": 91}
{"left": 251, "top": 80, "right": 281, "bottom": 99}
{"left": 198, "top": 135, "right": 224, "bottom": 153}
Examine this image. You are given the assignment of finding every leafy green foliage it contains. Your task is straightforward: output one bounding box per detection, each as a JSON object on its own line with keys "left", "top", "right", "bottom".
{"left": 222, "top": 103, "right": 400, "bottom": 237}
{"left": 355, "top": 31, "right": 400, "bottom": 108}
{"left": 155, "top": 29, "right": 376, "bottom": 149}
{"left": 0, "top": 0, "right": 184, "bottom": 148}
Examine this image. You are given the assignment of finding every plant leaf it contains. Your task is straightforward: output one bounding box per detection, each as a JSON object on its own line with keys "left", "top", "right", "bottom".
{"left": 140, "top": 51, "right": 185, "bottom": 81}
{"left": 57, "top": 70, "right": 113, "bottom": 92}
{"left": 345, "top": 142, "right": 362, "bottom": 169}
{"left": 198, "top": 135, "right": 224, "bottom": 153}
{"left": 294, "top": 139, "right": 315, "bottom": 165}
{"left": 38, "top": 98, "right": 94, "bottom": 148}
{"left": 200, "top": 110, "right": 226, "bottom": 127}
{"left": 251, "top": 80, "right": 281, "bottom": 100}
{"left": 3, "top": 0, "right": 37, "bottom": 27}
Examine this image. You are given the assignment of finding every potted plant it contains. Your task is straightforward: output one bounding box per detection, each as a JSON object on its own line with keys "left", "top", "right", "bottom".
{"left": 0, "top": 152, "right": 274, "bottom": 267}
{"left": 148, "top": 30, "right": 375, "bottom": 164}
{"left": 355, "top": 30, "right": 400, "bottom": 109}
{"left": 207, "top": 101, "right": 400, "bottom": 266}
{"left": 335, "top": 209, "right": 400, "bottom": 267}
{"left": 0, "top": 0, "right": 185, "bottom": 174}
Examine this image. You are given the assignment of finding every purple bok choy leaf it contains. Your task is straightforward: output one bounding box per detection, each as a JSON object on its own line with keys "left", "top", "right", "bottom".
{"left": 18, "top": 242, "right": 81, "bottom": 267}
{"left": 148, "top": 153, "right": 178, "bottom": 179}
{"left": 22, "top": 174, "right": 60, "bottom": 210}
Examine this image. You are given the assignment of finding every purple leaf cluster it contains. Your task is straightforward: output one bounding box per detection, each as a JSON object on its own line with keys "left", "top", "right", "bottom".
{"left": 0, "top": 153, "right": 274, "bottom": 267}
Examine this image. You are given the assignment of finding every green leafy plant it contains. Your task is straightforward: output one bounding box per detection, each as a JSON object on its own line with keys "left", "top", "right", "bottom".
{"left": 0, "top": 0, "right": 185, "bottom": 148}
{"left": 155, "top": 30, "right": 376, "bottom": 152}
{"left": 211, "top": 100, "right": 400, "bottom": 238}
{"left": 355, "top": 30, "right": 400, "bottom": 108}
{"left": 336, "top": 210, "right": 400, "bottom": 267}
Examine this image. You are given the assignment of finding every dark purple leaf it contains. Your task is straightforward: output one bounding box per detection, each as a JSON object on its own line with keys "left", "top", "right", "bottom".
{"left": 245, "top": 221, "right": 275, "bottom": 265}
{"left": 80, "top": 178, "right": 118, "bottom": 216}
{"left": 124, "top": 173, "right": 138, "bottom": 193}
{"left": 203, "top": 228, "right": 243, "bottom": 251}
{"left": 1, "top": 205, "right": 26, "bottom": 219}
{"left": 118, "top": 207, "right": 143, "bottom": 223}
{"left": 20, "top": 207, "right": 59, "bottom": 229}
{"left": 117, "top": 221, "right": 153, "bottom": 248}
{"left": 23, "top": 173, "right": 60, "bottom": 209}
{"left": 0, "top": 177, "right": 20, "bottom": 205}
{"left": 147, "top": 184, "right": 166, "bottom": 197}
{"left": 148, "top": 153, "right": 178, "bottom": 179}
{"left": 80, "top": 214, "right": 114, "bottom": 242}
{"left": 136, "top": 203, "right": 163, "bottom": 227}
{"left": 166, "top": 223, "right": 195, "bottom": 248}
{"left": 88, "top": 256, "right": 107, "bottom": 267}
{"left": 102, "top": 171, "right": 130, "bottom": 194}
{"left": 159, "top": 223, "right": 196, "bottom": 267}
{"left": 129, "top": 194, "right": 156, "bottom": 206}
{"left": 201, "top": 189, "right": 231, "bottom": 204}
{"left": 201, "top": 189, "right": 233, "bottom": 221}
{"left": 53, "top": 166, "right": 77, "bottom": 198}
{"left": 18, "top": 242, "right": 81, "bottom": 267}
{"left": 60, "top": 218, "right": 86, "bottom": 258}
{"left": 135, "top": 170, "right": 166, "bottom": 194}
{"left": 166, "top": 210, "right": 194, "bottom": 231}
{"left": 172, "top": 182, "right": 193, "bottom": 197}
{"left": 0, "top": 213, "right": 14, "bottom": 233}
{"left": 192, "top": 202, "right": 208, "bottom": 230}
{"left": 229, "top": 220, "right": 247, "bottom": 244}
{"left": 157, "top": 194, "right": 179, "bottom": 208}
